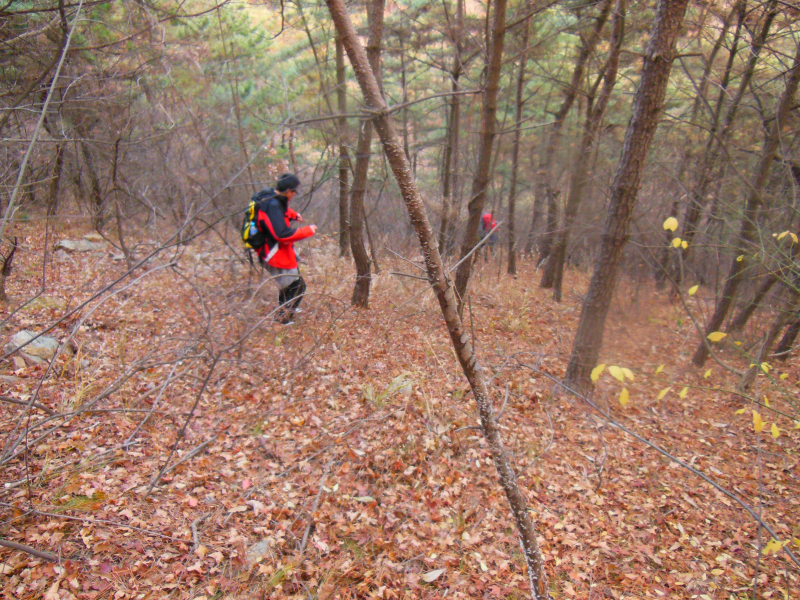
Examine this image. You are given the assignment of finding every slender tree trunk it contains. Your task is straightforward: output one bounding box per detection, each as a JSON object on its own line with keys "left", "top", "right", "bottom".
{"left": 325, "top": 0, "right": 550, "bottom": 596}
{"left": 47, "top": 142, "right": 65, "bottom": 217}
{"left": 547, "top": 0, "right": 625, "bottom": 301}
{"left": 654, "top": 1, "right": 741, "bottom": 286}
{"left": 677, "top": 1, "right": 774, "bottom": 268}
{"left": 564, "top": 0, "right": 690, "bottom": 393}
{"left": 454, "top": 0, "right": 508, "bottom": 308}
{"left": 336, "top": 36, "right": 351, "bottom": 258}
{"left": 507, "top": 19, "right": 530, "bottom": 276}
{"left": 775, "top": 312, "right": 800, "bottom": 359}
{"left": 438, "top": 0, "right": 464, "bottom": 256}
{"left": 538, "top": 0, "right": 612, "bottom": 284}
{"left": 728, "top": 272, "right": 778, "bottom": 332}
{"left": 348, "top": 0, "right": 386, "bottom": 308}
{"left": 692, "top": 46, "right": 800, "bottom": 367}
{"left": 739, "top": 287, "right": 800, "bottom": 389}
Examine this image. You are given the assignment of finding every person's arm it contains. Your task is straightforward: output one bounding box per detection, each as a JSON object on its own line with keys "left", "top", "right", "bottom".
{"left": 261, "top": 201, "right": 314, "bottom": 242}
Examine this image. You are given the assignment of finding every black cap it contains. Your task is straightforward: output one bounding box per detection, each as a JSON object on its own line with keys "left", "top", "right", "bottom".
{"left": 276, "top": 173, "right": 300, "bottom": 192}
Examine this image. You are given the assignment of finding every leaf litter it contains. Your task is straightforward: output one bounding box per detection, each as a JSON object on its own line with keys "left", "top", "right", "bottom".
{"left": 0, "top": 226, "right": 798, "bottom": 599}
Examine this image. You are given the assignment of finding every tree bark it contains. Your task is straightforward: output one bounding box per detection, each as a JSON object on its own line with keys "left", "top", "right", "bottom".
{"left": 336, "top": 35, "right": 351, "bottom": 258}
{"left": 348, "top": 0, "right": 386, "bottom": 308}
{"left": 727, "top": 272, "right": 778, "bottom": 332}
{"left": 539, "top": 0, "right": 612, "bottom": 285}
{"left": 564, "top": 0, "right": 690, "bottom": 393}
{"left": 507, "top": 18, "right": 530, "bottom": 276}
{"left": 775, "top": 312, "right": 800, "bottom": 360}
{"left": 692, "top": 46, "right": 800, "bottom": 367}
{"left": 546, "top": 0, "right": 625, "bottom": 301}
{"left": 438, "top": 0, "right": 464, "bottom": 257}
{"left": 454, "top": 0, "right": 508, "bottom": 308}
{"left": 324, "top": 0, "right": 550, "bottom": 596}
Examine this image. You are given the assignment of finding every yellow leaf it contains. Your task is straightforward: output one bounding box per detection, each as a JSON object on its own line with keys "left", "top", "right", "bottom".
{"left": 657, "top": 387, "right": 671, "bottom": 400}
{"left": 734, "top": 341, "right": 742, "bottom": 346}
{"left": 591, "top": 364, "right": 606, "bottom": 382}
{"left": 736, "top": 255, "right": 744, "bottom": 262}
{"left": 760, "top": 362, "right": 771, "bottom": 373}
{"left": 663, "top": 217, "right": 678, "bottom": 232}
{"left": 621, "top": 367, "right": 634, "bottom": 381}
{"left": 763, "top": 396, "right": 770, "bottom": 407}
{"left": 704, "top": 369, "right": 712, "bottom": 379}
{"left": 619, "top": 388, "right": 629, "bottom": 407}
{"left": 679, "top": 387, "right": 688, "bottom": 399}
{"left": 711, "top": 569, "right": 724, "bottom": 576}
{"left": 753, "top": 411, "right": 765, "bottom": 433}
{"left": 655, "top": 364, "right": 664, "bottom": 375}
{"left": 777, "top": 231, "right": 788, "bottom": 240}
{"left": 795, "top": 538, "right": 800, "bottom": 549}
{"left": 681, "top": 240, "right": 688, "bottom": 249}
{"left": 780, "top": 373, "right": 788, "bottom": 380}
{"left": 608, "top": 366, "right": 625, "bottom": 382}
{"left": 735, "top": 408, "right": 746, "bottom": 415}
{"left": 795, "top": 421, "right": 800, "bottom": 429}
{"left": 707, "top": 331, "right": 727, "bottom": 342}
{"left": 671, "top": 237, "right": 682, "bottom": 248}
{"left": 688, "top": 285, "right": 699, "bottom": 295}
{"left": 762, "top": 539, "right": 788, "bottom": 556}
{"left": 791, "top": 232, "right": 798, "bottom": 243}
{"left": 771, "top": 423, "right": 780, "bottom": 439}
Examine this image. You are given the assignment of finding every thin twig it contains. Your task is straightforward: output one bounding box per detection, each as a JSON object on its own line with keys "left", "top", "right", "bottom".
{"left": 298, "top": 459, "right": 334, "bottom": 556}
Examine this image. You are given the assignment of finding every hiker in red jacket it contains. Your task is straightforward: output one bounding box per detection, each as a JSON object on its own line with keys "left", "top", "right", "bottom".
{"left": 480, "top": 212, "right": 498, "bottom": 259}
{"left": 255, "top": 174, "right": 317, "bottom": 324}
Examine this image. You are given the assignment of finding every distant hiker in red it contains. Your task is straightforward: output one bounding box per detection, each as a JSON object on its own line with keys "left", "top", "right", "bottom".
{"left": 254, "top": 173, "right": 317, "bottom": 324}
{"left": 480, "top": 212, "right": 498, "bottom": 258}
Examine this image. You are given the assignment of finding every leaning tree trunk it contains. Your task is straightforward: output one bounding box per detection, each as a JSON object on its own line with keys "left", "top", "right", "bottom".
{"left": 506, "top": 18, "right": 530, "bottom": 276}
{"left": 348, "top": 0, "right": 385, "bottom": 308}
{"left": 692, "top": 46, "right": 800, "bottom": 367}
{"left": 453, "top": 0, "right": 508, "bottom": 308}
{"left": 324, "top": 0, "right": 550, "bottom": 596}
{"left": 738, "top": 286, "right": 800, "bottom": 390}
{"left": 564, "top": 0, "right": 690, "bottom": 394}
{"left": 775, "top": 312, "right": 800, "bottom": 359}
{"left": 336, "top": 35, "right": 351, "bottom": 258}
{"left": 538, "top": 0, "right": 612, "bottom": 284}
{"left": 728, "top": 271, "right": 778, "bottom": 332}
{"left": 548, "top": 0, "right": 625, "bottom": 301}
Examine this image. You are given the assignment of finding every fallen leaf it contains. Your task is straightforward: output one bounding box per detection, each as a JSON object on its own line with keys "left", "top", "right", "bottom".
{"left": 421, "top": 568, "right": 445, "bottom": 583}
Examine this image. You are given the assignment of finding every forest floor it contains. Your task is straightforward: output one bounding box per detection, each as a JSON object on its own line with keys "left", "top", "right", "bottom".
{"left": 1, "top": 219, "right": 798, "bottom": 600}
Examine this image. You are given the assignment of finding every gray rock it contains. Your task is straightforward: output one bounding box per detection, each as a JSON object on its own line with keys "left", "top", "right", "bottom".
{"left": 245, "top": 539, "right": 271, "bottom": 565}
{"left": 5, "top": 330, "right": 61, "bottom": 361}
{"left": 54, "top": 239, "right": 106, "bottom": 253}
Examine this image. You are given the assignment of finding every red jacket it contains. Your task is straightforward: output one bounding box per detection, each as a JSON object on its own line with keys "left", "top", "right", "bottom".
{"left": 256, "top": 195, "right": 315, "bottom": 269}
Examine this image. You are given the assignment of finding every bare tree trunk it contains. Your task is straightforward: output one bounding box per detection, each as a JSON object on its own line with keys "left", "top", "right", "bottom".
{"left": 739, "top": 287, "right": 800, "bottom": 389}
{"left": 677, "top": 0, "right": 773, "bottom": 269}
{"left": 325, "top": 0, "right": 550, "bottom": 596}
{"left": 348, "top": 0, "right": 386, "bottom": 308}
{"left": 564, "top": 0, "right": 690, "bottom": 394}
{"left": 438, "top": 0, "right": 464, "bottom": 257}
{"left": 692, "top": 46, "right": 800, "bottom": 367}
{"left": 507, "top": 18, "right": 530, "bottom": 276}
{"left": 547, "top": 0, "right": 625, "bottom": 301}
{"left": 728, "top": 272, "right": 778, "bottom": 332}
{"left": 775, "top": 312, "right": 800, "bottom": 359}
{"left": 538, "top": 0, "right": 612, "bottom": 284}
{"left": 454, "top": 0, "right": 508, "bottom": 308}
{"left": 47, "top": 142, "right": 65, "bottom": 217}
{"left": 336, "top": 36, "right": 351, "bottom": 258}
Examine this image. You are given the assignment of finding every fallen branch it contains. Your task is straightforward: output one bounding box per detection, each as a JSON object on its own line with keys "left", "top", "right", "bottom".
{"left": 0, "top": 538, "right": 58, "bottom": 562}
